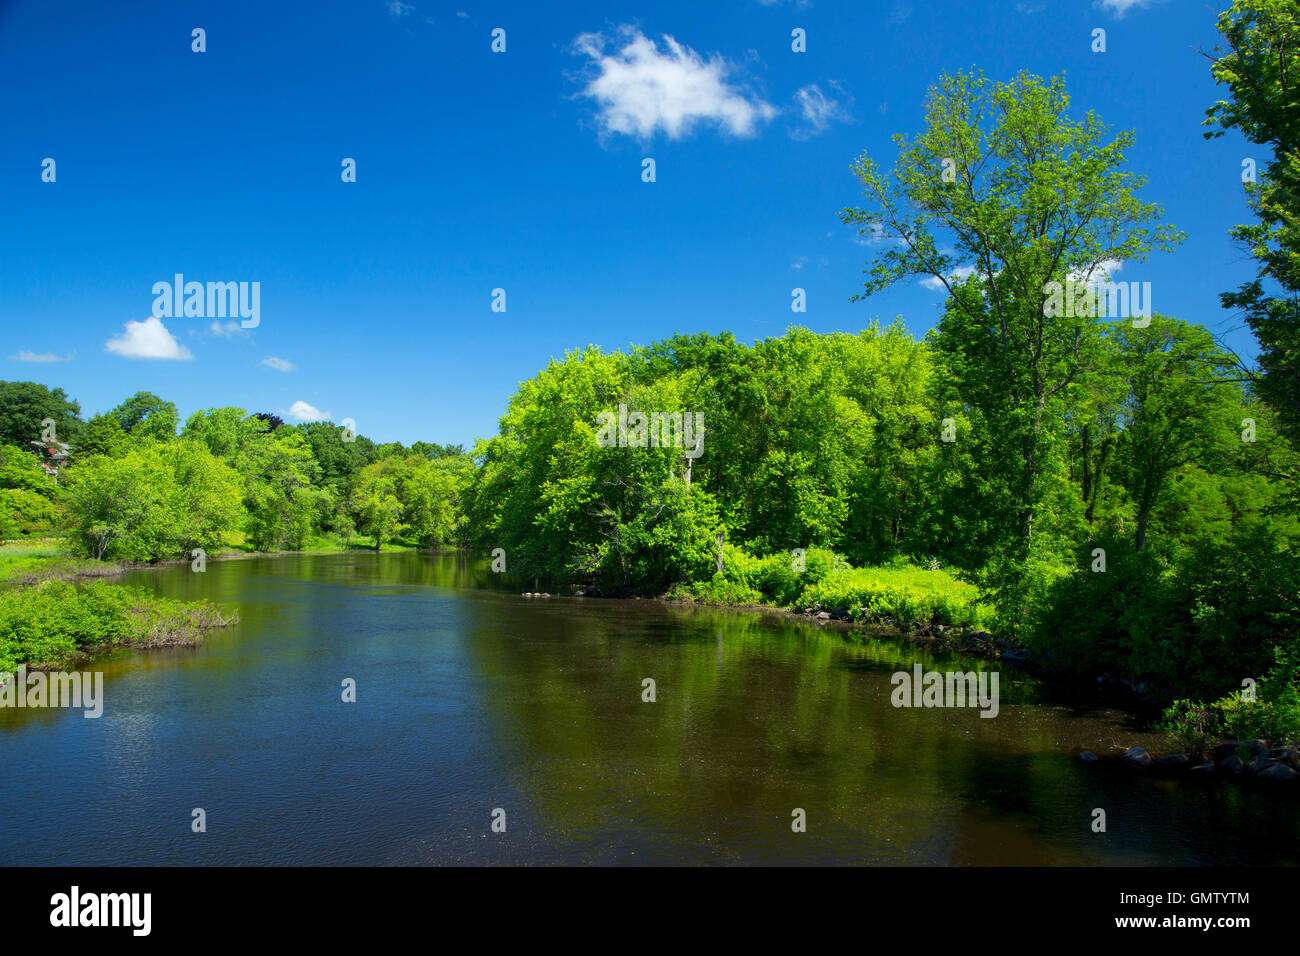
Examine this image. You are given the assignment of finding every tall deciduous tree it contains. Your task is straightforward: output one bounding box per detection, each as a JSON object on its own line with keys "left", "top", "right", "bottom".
{"left": 1110, "top": 316, "right": 1240, "bottom": 551}
{"left": 1203, "top": 0, "right": 1300, "bottom": 444}
{"left": 0, "top": 381, "right": 82, "bottom": 449}
{"left": 840, "top": 71, "right": 1183, "bottom": 555}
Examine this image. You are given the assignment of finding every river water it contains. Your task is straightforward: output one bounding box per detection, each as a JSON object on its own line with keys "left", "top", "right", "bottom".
{"left": 0, "top": 551, "right": 1295, "bottom": 865}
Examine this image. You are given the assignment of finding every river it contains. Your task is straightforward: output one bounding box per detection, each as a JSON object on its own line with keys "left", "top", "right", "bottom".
{"left": 0, "top": 551, "right": 1295, "bottom": 865}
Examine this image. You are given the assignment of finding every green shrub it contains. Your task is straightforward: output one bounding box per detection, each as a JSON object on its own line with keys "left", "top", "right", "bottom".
{"left": 1159, "top": 699, "right": 1222, "bottom": 758}
{"left": 1035, "top": 525, "right": 1300, "bottom": 700}
{"left": 795, "top": 561, "right": 986, "bottom": 628}
{"left": 667, "top": 574, "right": 763, "bottom": 606}
{"left": 1159, "top": 650, "right": 1300, "bottom": 750}
{"left": 0, "top": 488, "right": 61, "bottom": 535}
{"left": 0, "top": 578, "right": 225, "bottom": 673}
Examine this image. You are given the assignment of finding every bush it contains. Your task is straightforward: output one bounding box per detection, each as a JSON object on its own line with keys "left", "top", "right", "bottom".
{"left": 0, "top": 488, "right": 61, "bottom": 536}
{"left": 0, "top": 579, "right": 130, "bottom": 671}
{"left": 0, "top": 579, "right": 226, "bottom": 673}
{"left": 666, "top": 574, "right": 763, "bottom": 606}
{"left": 1159, "top": 699, "right": 1222, "bottom": 758}
{"left": 796, "top": 561, "right": 986, "bottom": 628}
{"left": 1159, "top": 650, "right": 1300, "bottom": 750}
{"left": 1035, "top": 525, "right": 1300, "bottom": 700}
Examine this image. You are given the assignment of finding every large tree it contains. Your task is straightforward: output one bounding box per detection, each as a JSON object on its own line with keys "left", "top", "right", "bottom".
{"left": 840, "top": 71, "right": 1184, "bottom": 556}
{"left": 1110, "top": 316, "right": 1241, "bottom": 551}
{"left": 1203, "top": 0, "right": 1300, "bottom": 444}
{"left": 0, "top": 381, "right": 82, "bottom": 450}
{"left": 109, "top": 391, "right": 179, "bottom": 441}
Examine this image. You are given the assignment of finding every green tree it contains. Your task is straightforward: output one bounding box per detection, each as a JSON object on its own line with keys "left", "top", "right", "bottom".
{"left": 65, "top": 439, "right": 242, "bottom": 561}
{"left": 840, "top": 71, "right": 1183, "bottom": 556}
{"left": 0, "top": 381, "right": 82, "bottom": 450}
{"left": 1110, "top": 316, "right": 1241, "bottom": 550}
{"left": 296, "top": 421, "right": 376, "bottom": 495}
{"left": 110, "top": 392, "right": 179, "bottom": 441}
{"left": 241, "top": 428, "right": 332, "bottom": 552}
{"left": 78, "top": 413, "right": 130, "bottom": 458}
{"left": 351, "top": 454, "right": 466, "bottom": 550}
{"left": 1204, "top": 0, "right": 1300, "bottom": 443}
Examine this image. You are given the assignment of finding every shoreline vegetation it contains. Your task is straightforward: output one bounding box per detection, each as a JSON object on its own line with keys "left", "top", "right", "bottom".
{"left": 1, "top": 539, "right": 1296, "bottom": 788}
{"left": 0, "top": 574, "right": 236, "bottom": 676}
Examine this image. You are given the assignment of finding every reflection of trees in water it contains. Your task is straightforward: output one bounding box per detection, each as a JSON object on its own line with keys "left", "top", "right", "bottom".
{"left": 455, "top": 595, "right": 988, "bottom": 862}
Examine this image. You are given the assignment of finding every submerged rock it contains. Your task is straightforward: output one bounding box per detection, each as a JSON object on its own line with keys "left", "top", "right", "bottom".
{"left": 1271, "top": 746, "right": 1300, "bottom": 771}
{"left": 1247, "top": 756, "right": 1278, "bottom": 775}
{"left": 1121, "top": 747, "right": 1152, "bottom": 767}
{"left": 1258, "top": 763, "right": 1300, "bottom": 782}
{"left": 1213, "top": 742, "right": 1245, "bottom": 763}
{"left": 1078, "top": 750, "right": 1100, "bottom": 764}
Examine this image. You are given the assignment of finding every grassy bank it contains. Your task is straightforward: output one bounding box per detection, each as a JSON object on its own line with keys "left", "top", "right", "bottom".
{"left": 0, "top": 577, "right": 235, "bottom": 673}
{"left": 0, "top": 540, "right": 237, "bottom": 673}
{"left": 664, "top": 548, "right": 988, "bottom": 628}
{"left": 0, "top": 538, "right": 118, "bottom": 586}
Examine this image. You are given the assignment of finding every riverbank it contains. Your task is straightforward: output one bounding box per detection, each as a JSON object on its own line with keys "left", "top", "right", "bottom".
{"left": 0, "top": 537, "right": 426, "bottom": 587}
{"left": 1079, "top": 740, "right": 1300, "bottom": 785}
{"left": 0, "top": 541, "right": 239, "bottom": 673}
{"left": 545, "top": 583, "right": 1300, "bottom": 790}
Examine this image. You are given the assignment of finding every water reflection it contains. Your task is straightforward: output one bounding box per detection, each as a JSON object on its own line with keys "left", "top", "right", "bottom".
{"left": 0, "top": 552, "right": 1294, "bottom": 865}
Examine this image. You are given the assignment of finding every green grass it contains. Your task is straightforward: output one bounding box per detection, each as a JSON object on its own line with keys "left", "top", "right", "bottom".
{"left": 0, "top": 539, "right": 110, "bottom": 585}
{"left": 795, "top": 564, "right": 988, "bottom": 629}
{"left": 223, "top": 530, "right": 418, "bottom": 554}
{"left": 666, "top": 549, "right": 989, "bottom": 631}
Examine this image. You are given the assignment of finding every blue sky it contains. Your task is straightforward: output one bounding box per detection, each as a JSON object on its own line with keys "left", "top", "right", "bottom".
{"left": 0, "top": 0, "right": 1262, "bottom": 449}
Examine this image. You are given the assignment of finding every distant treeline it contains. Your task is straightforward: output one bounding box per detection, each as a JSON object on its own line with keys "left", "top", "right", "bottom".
{"left": 0, "top": 380, "right": 474, "bottom": 556}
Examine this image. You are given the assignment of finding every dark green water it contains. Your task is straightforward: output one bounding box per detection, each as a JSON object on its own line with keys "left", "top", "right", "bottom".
{"left": 0, "top": 551, "right": 1296, "bottom": 865}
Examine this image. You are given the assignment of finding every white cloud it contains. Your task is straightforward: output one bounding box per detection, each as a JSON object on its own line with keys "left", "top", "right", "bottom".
{"left": 792, "top": 82, "right": 853, "bottom": 139}
{"left": 1096, "top": 0, "right": 1153, "bottom": 17}
{"left": 572, "top": 26, "right": 777, "bottom": 140}
{"left": 261, "top": 356, "right": 295, "bottom": 373}
{"left": 8, "top": 350, "right": 70, "bottom": 363}
{"left": 889, "top": 1, "right": 913, "bottom": 23}
{"left": 386, "top": 1, "right": 415, "bottom": 17}
{"left": 920, "top": 264, "right": 979, "bottom": 291}
{"left": 854, "top": 223, "right": 901, "bottom": 247}
{"left": 207, "top": 320, "right": 246, "bottom": 338}
{"left": 287, "top": 400, "right": 330, "bottom": 423}
{"left": 105, "top": 316, "right": 193, "bottom": 361}
{"left": 1070, "top": 258, "right": 1124, "bottom": 289}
